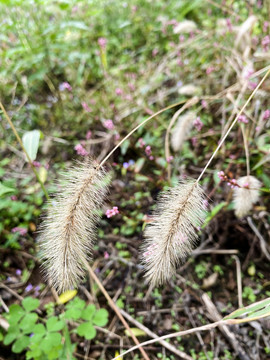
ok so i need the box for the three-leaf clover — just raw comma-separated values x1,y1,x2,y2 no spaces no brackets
4,297,40,353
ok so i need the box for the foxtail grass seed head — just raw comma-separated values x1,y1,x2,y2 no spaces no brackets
38,159,110,292
141,179,207,287
233,176,261,218
171,112,196,152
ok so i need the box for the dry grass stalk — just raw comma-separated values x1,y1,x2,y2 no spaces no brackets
141,179,207,286
38,159,110,292
233,176,261,218
171,111,196,152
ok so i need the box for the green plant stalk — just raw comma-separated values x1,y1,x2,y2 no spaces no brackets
0,102,50,200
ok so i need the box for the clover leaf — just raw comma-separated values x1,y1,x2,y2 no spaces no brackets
22,297,40,312
93,309,109,326
76,322,96,340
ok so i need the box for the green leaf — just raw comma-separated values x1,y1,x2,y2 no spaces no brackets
19,313,38,333
22,130,41,162
81,304,96,321
30,324,46,344
40,332,62,352
93,309,108,327
22,297,40,312
65,307,82,320
4,328,19,345
46,317,64,332
8,304,25,325
0,182,15,197
12,335,30,353
76,322,96,340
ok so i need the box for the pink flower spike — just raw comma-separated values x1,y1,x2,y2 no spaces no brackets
237,115,248,124
103,119,114,130
166,155,174,163
206,66,215,75
59,82,72,92
12,227,27,236
263,109,270,120
193,117,203,131
104,251,109,259
201,100,207,108
145,145,152,156
32,161,41,168
106,206,119,218
115,88,123,96
74,144,88,156
82,102,92,113
138,138,145,148
98,37,107,49
86,130,92,140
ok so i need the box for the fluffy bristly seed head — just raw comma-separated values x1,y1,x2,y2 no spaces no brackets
233,176,261,218
141,179,207,287
38,160,110,292
171,112,196,152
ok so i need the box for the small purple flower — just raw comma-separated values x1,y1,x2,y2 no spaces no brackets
238,115,248,124
74,144,88,156
193,117,203,131
98,37,107,49
123,162,129,169
104,251,109,259
103,119,114,130
12,227,27,236
16,269,22,276
263,21,269,32
59,82,72,92
263,109,270,120
25,284,33,292
82,102,92,113
11,195,17,201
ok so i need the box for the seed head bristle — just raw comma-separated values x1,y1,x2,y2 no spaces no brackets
233,175,261,218
141,179,207,286
38,159,110,292
171,112,196,152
